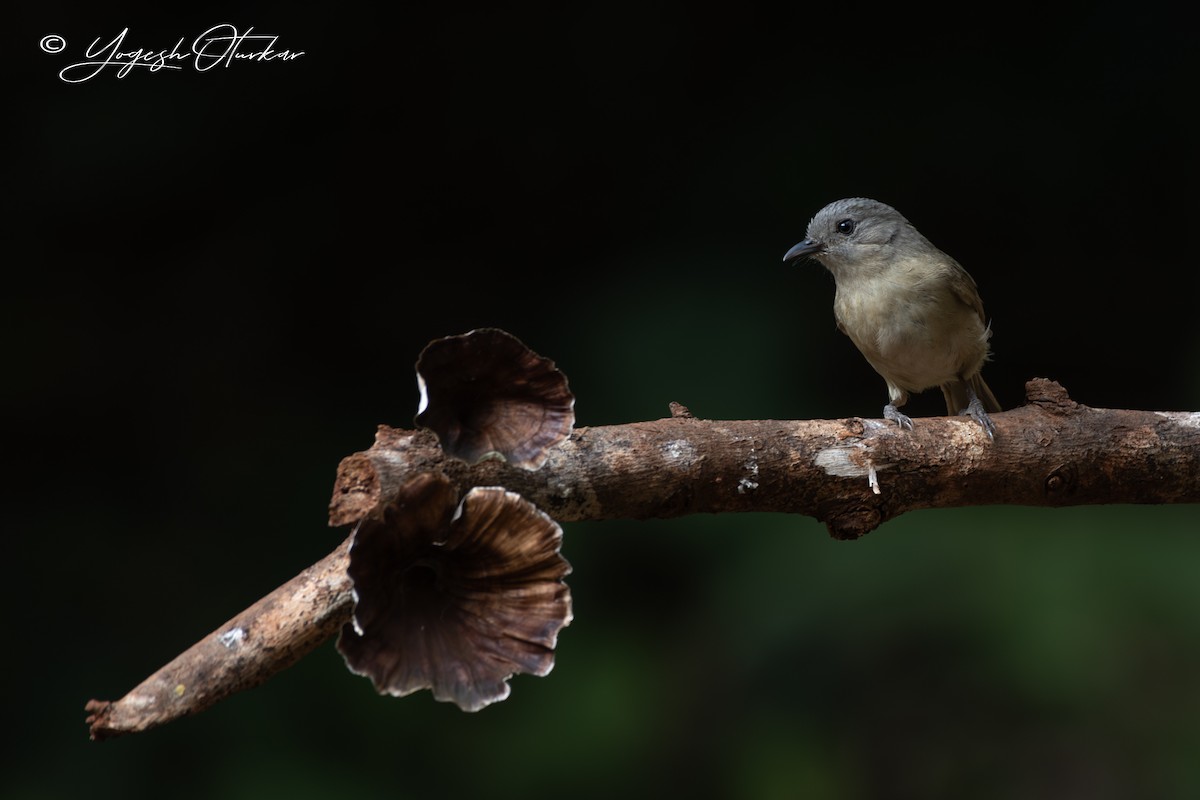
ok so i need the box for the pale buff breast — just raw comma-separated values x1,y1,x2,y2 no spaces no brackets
832,266,990,393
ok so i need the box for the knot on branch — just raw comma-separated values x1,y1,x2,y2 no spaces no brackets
329,452,382,527
668,401,694,419
1043,462,1079,502
1025,378,1078,415
823,503,882,540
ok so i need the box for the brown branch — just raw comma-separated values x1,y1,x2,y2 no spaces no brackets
87,379,1200,739
86,539,354,740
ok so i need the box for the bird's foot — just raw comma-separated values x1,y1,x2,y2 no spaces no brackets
883,404,914,431
960,391,996,441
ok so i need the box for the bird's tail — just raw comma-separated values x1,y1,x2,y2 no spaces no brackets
942,374,1001,416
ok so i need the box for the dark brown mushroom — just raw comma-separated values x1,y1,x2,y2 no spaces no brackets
414,328,575,470
336,473,573,711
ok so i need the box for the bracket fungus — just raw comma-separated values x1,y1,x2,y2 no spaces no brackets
337,473,573,711
415,328,575,469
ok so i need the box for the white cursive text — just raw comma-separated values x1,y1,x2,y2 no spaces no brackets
56,24,305,84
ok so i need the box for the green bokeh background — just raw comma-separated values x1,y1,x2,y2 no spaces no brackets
9,4,1199,799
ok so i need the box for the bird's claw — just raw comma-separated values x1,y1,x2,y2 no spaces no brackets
883,404,914,431
961,392,996,441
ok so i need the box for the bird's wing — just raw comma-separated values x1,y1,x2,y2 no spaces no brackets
944,257,987,325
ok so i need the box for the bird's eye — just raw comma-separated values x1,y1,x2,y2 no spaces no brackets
836,219,856,235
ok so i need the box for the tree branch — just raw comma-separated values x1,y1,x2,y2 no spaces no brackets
86,538,353,739
87,379,1200,739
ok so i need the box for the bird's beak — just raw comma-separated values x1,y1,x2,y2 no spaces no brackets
783,238,824,263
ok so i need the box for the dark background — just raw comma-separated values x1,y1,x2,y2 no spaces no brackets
9,4,1199,799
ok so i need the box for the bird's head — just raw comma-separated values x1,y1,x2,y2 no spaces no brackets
783,197,917,280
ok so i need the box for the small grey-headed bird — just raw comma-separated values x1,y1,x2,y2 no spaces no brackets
783,197,1000,438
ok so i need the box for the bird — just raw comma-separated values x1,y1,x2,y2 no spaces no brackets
783,197,1000,438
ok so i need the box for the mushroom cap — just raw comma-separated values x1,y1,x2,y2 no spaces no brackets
337,473,572,711
415,328,575,470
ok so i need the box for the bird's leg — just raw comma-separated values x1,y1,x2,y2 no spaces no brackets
960,385,996,441
883,386,913,430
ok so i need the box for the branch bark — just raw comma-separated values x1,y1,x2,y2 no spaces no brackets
86,379,1200,739
86,538,353,739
